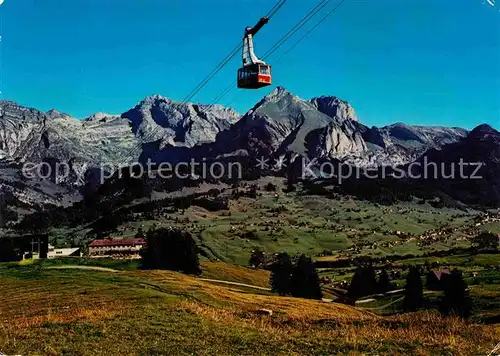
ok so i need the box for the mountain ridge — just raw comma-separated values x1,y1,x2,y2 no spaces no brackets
0,88,485,188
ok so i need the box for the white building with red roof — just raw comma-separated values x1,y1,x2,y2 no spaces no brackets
88,238,146,259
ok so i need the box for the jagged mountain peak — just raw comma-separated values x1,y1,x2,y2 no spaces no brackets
253,88,358,125
121,93,240,150
251,86,300,109
135,94,238,115
0,100,24,109
267,86,294,100
214,86,367,160
388,122,410,128
310,95,358,122
0,94,489,189
46,109,71,119
84,112,121,122
140,94,171,104
0,100,45,119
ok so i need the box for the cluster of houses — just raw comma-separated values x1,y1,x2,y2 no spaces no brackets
26,236,146,260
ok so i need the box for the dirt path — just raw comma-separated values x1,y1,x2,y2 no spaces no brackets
199,278,334,302
45,265,118,273
356,298,376,304
359,296,405,310
44,267,332,302
357,291,437,310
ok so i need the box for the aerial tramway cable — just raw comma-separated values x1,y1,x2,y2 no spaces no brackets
211,0,345,106
274,0,346,63
124,0,288,164
181,0,287,105
262,0,332,60
127,0,346,164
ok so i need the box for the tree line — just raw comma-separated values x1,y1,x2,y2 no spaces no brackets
347,264,472,318
254,247,473,318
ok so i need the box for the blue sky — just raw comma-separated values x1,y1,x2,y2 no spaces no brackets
0,0,499,129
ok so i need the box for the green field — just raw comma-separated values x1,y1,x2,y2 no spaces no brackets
72,179,487,266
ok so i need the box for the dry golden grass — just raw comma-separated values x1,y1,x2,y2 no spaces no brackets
132,269,500,354
200,261,271,288
136,269,371,320
1,266,499,355
177,298,500,356
8,307,118,329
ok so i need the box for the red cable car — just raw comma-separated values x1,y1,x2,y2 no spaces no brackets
237,64,272,89
237,17,272,89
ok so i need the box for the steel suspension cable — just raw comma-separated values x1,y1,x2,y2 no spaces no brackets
262,0,331,60
211,0,339,106
181,0,287,106
275,0,346,63
125,0,288,164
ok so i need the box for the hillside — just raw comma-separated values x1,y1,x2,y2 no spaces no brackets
0,262,498,355
17,175,499,267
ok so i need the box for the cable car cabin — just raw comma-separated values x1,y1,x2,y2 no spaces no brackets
237,64,272,89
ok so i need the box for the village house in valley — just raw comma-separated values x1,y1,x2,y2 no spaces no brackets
88,238,146,259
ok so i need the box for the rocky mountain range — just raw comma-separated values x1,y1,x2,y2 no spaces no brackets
0,86,492,209
174,87,467,168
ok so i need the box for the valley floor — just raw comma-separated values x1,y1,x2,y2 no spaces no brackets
0,262,499,355
70,177,496,266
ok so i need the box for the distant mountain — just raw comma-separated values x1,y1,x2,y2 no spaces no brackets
160,87,467,167
0,87,491,209
122,95,239,151
408,124,500,206
0,98,239,210
360,122,468,166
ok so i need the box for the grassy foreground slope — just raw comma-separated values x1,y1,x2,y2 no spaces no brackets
1,263,499,355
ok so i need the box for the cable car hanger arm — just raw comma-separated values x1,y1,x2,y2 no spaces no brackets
242,17,270,66
246,17,269,36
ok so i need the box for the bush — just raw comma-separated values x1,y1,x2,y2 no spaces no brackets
248,248,266,269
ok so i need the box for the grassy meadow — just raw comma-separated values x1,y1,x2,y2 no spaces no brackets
1,262,499,355
66,178,490,266
5,178,499,354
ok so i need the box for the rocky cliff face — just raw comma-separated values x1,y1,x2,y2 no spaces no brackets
0,97,240,208
202,87,368,162
310,95,358,122
0,88,478,207
122,95,239,148
198,87,467,167
360,123,468,166
0,97,240,166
